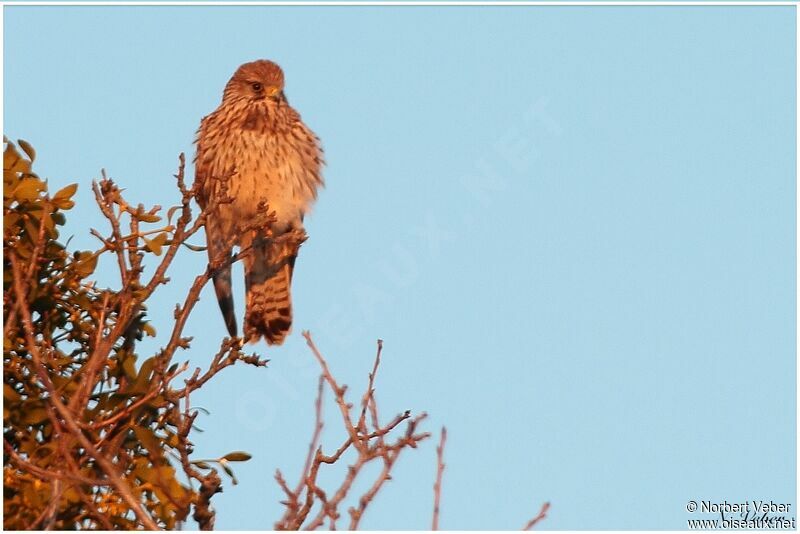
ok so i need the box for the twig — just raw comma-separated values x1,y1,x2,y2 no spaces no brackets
432,426,447,530
91,176,129,286
3,439,108,486
296,375,325,496
276,333,430,531
302,331,364,452
358,339,383,433
89,361,187,430
23,198,50,286
141,154,195,300
522,502,551,530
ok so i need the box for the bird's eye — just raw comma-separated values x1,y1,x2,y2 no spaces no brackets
251,82,263,91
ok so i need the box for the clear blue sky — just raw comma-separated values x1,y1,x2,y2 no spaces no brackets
4,5,796,530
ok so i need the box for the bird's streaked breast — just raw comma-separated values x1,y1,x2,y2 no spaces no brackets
196,100,323,238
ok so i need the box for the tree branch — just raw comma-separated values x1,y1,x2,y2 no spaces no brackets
432,426,447,530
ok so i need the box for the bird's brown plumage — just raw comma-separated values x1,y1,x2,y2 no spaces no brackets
194,60,323,345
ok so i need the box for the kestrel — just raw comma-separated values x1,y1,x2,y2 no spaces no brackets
194,60,323,345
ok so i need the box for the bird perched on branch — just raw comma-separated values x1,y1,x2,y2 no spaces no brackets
195,59,324,345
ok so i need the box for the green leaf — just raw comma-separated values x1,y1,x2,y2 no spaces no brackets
53,183,77,201
142,323,157,337
164,430,180,448
4,384,20,402
129,356,155,393
137,213,162,223
72,251,98,277
51,374,80,394
222,451,252,462
4,142,20,170
3,212,20,233
133,426,162,457
121,354,138,381
219,460,239,485
9,156,32,176
33,444,55,459
21,406,48,425
52,183,78,209
51,211,66,225
17,139,35,162
143,233,167,256
13,178,44,201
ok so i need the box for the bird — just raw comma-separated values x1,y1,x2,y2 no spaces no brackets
194,59,324,345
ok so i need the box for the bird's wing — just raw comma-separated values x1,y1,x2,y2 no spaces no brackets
205,216,238,338
195,117,238,338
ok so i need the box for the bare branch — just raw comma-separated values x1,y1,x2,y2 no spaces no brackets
522,502,551,531
302,332,363,452
91,176,129,286
296,375,325,496
358,339,383,433
275,334,431,531
432,426,447,530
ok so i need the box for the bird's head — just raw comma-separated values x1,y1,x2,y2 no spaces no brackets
223,59,286,105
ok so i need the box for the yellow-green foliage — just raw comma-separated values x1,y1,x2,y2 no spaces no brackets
3,139,199,529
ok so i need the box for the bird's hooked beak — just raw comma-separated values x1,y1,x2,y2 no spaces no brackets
267,86,284,102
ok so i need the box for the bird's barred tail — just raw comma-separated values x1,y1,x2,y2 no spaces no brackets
244,261,293,345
